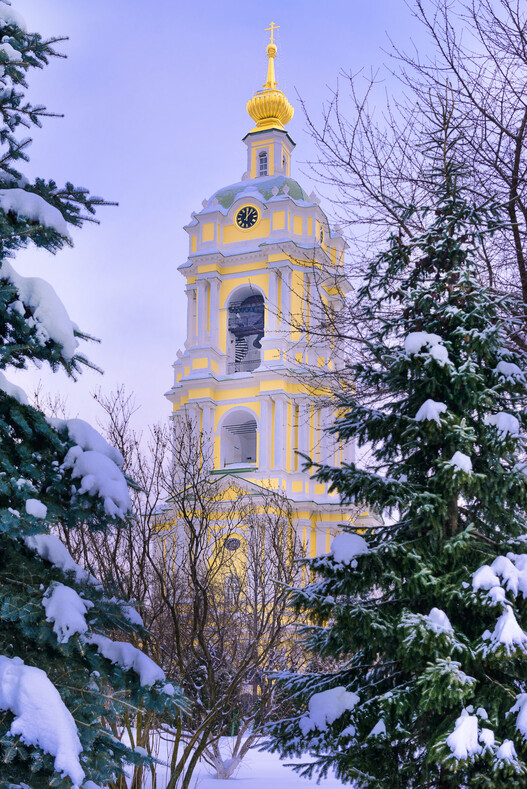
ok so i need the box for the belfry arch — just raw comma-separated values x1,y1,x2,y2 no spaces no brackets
220,408,258,468
226,287,265,374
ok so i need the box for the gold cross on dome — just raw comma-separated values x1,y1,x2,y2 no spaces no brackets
265,21,279,45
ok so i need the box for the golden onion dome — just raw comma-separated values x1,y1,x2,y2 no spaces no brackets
246,25,294,133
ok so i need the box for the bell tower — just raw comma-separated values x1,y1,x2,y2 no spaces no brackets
166,25,374,555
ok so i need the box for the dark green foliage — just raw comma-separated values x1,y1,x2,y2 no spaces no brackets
0,4,184,787
269,102,527,787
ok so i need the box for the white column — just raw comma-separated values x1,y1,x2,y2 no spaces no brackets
319,406,331,465
274,396,286,471
209,276,221,350
290,399,298,471
316,527,327,556
298,400,310,460
281,268,292,336
185,287,197,348
343,436,356,465
267,269,279,334
201,403,214,468
304,273,312,342
197,279,209,346
259,399,270,470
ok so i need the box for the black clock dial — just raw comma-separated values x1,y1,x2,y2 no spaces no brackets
236,206,259,229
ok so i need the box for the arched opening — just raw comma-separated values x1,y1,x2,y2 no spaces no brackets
221,410,257,467
258,150,268,177
227,289,264,373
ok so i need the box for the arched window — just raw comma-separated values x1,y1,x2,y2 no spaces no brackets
224,573,241,605
222,410,257,467
258,150,268,177
227,290,265,373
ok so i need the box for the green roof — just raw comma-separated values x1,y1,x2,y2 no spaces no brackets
211,176,310,210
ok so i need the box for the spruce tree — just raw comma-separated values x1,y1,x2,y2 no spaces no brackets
269,99,527,787
0,3,183,787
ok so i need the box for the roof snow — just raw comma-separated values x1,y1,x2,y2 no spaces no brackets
203,175,312,214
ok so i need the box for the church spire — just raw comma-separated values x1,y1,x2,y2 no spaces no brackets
263,21,279,89
246,23,294,133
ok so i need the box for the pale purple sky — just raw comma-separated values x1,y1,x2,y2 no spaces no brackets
12,0,428,429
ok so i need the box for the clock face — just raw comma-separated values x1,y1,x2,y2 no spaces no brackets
236,205,259,229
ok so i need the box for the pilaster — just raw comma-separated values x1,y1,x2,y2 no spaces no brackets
197,279,209,346
209,276,221,351
185,286,197,349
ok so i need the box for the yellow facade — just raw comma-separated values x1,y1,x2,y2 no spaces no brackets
165,27,376,558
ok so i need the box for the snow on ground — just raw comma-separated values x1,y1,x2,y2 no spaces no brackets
125,736,346,789
194,750,345,789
